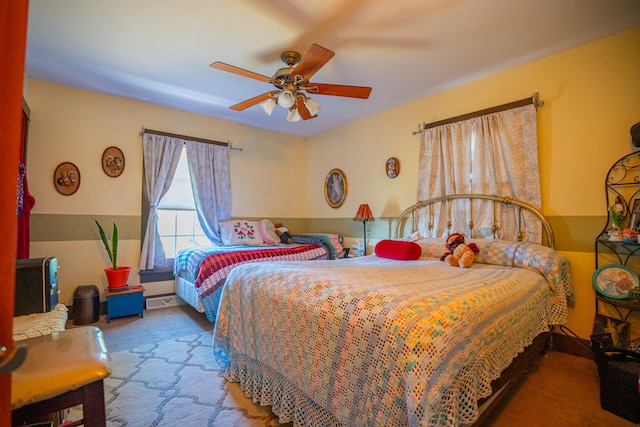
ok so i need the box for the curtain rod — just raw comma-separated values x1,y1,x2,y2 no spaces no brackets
139,126,243,151
412,92,544,135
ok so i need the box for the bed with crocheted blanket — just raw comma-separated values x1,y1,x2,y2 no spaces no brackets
212,195,575,426
174,234,341,322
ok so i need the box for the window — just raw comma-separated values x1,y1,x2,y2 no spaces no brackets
140,131,232,279
140,146,210,282
156,147,210,258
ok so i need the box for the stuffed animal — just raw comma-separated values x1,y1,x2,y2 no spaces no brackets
440,232,479,268
274,224,293,243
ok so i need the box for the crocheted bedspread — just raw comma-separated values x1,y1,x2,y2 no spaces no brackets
213,242,573,426
175,243,328,321
13,303,68,341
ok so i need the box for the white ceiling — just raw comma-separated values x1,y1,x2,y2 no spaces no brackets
25,0,640,138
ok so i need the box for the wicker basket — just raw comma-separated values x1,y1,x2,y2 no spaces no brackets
591,334,640,423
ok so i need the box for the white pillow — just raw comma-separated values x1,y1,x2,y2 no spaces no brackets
219,220,265,246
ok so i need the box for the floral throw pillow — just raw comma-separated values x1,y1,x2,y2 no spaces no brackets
219,220,265,246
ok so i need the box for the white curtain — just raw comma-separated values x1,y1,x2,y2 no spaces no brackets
185,141,232,245
139,134,184,270
416,104,542,242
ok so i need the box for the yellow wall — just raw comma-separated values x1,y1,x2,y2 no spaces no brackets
306,27,640,337
25,27,640,338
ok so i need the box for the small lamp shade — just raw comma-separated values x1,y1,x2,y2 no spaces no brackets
287,108,301,122
353,204,374,255
260,98,276,116
278,89,296,108
305,97,321,116
353,204,374,222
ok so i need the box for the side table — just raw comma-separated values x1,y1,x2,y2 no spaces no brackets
105,285,145,323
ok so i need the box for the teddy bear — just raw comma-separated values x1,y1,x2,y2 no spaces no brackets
440,232,479,268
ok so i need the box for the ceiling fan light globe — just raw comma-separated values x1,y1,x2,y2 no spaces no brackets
260,98,277,116
287,108,301,122
278,90,296,109
305,98,321,116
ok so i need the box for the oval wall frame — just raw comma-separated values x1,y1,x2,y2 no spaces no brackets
53,162,81,195
102,146,125,177
386,157,400,178
324,168,348,208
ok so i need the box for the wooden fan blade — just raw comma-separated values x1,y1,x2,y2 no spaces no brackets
292,44,335,81
210,62,272,83
230,92,275,111
307,83,372,99
295,97,316,120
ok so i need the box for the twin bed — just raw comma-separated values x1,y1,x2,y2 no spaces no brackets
207,195,574,426
174,230,342,322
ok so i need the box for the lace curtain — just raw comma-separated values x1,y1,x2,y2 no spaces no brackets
140,134,183,270
416,104,542,243
185,140,231,245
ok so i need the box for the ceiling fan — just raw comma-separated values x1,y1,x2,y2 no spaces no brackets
210,44,372,122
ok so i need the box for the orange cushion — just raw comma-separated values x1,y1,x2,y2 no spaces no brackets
374,240,421,260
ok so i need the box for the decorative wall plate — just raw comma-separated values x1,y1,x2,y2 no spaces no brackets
324,168,347,208
593,264,639,299
53,162,80,195
102,146,125,177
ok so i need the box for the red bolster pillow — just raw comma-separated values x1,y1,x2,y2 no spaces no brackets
374,240,422,260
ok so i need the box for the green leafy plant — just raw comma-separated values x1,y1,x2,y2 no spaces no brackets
95,220,119,270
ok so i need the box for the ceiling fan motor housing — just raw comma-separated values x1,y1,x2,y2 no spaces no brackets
272,50,306,84
280,50,301,67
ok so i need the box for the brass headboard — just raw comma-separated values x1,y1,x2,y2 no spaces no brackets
394,194,555,249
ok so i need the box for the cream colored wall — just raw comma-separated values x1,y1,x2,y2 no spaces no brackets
306,27,640,338
25,79,307,303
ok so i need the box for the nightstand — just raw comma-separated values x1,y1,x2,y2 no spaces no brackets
105,285,145,323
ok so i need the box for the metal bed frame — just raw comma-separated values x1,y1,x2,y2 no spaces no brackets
394,193,555,249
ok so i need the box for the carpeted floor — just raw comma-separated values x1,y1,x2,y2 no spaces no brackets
67,305,637,426
67,303,288,426
71,303,213,353
104,331,283,426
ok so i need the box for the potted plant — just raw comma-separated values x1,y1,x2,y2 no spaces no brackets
95,220,130,289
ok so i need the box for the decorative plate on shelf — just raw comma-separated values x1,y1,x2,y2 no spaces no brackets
592,264,639,299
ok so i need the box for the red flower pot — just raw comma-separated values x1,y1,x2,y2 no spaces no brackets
104,266,131,289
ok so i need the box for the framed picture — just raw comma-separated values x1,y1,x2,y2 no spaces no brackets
592,264,639,299
630,199,640,230
385,157,400,178
53,162,80,195
102,146,125,177
324,168,347,208
592,313,631,349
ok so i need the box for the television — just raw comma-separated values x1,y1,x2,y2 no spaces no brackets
14,257,59,316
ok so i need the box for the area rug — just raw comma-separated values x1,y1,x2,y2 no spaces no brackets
70,331,288,427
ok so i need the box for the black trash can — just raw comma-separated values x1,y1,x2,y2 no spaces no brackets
73,284,100,325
